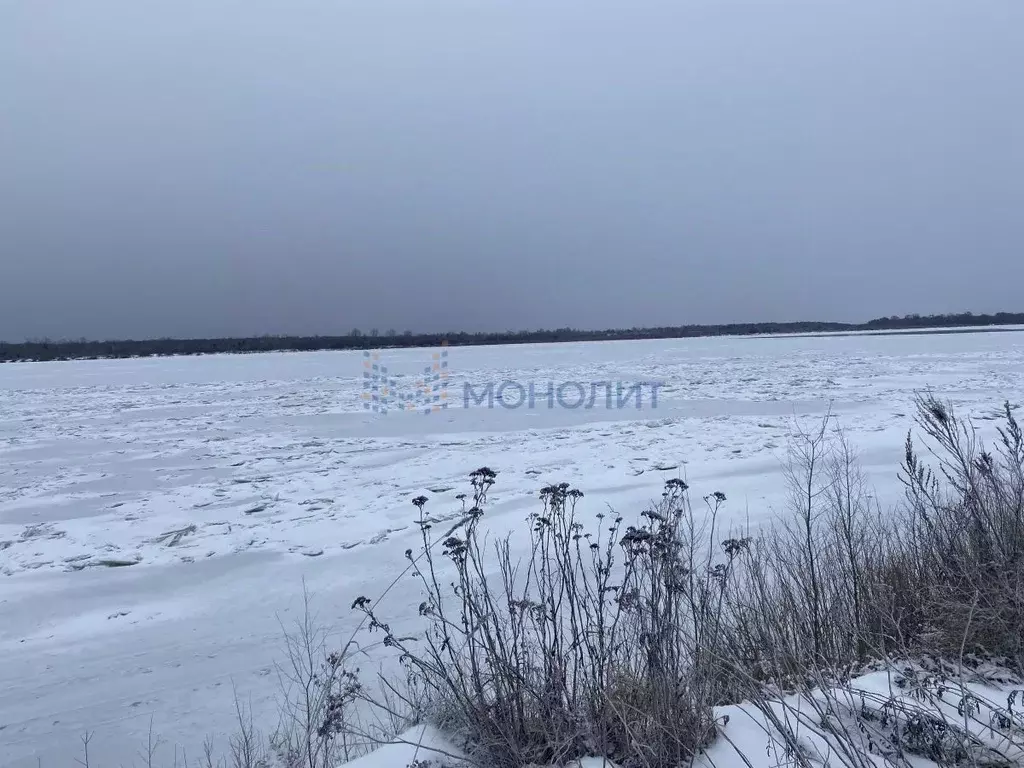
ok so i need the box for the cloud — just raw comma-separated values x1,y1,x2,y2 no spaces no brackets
1,0,1022,341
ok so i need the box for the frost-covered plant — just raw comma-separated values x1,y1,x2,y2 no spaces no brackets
352,470,735,768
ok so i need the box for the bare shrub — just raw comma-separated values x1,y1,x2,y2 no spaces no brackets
270,584,364,767
228,691,269,768
720,395,1024,767
715,412,894,690
898,394,1024,666
352,468,743,767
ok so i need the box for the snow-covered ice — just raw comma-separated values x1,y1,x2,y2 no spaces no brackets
2,330,1023,766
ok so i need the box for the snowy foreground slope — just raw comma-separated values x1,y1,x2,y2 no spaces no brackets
2,331,1023,766
345,666,1024,768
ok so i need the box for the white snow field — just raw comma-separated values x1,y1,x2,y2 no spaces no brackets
2,330,1023,766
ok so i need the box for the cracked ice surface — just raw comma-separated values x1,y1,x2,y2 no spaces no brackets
1,331,1023,765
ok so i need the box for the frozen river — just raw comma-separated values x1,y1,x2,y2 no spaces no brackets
2,330,1023,765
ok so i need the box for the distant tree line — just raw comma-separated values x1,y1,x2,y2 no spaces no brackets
2,311,1023,363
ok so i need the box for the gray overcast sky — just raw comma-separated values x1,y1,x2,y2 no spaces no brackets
2,1,1022,341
